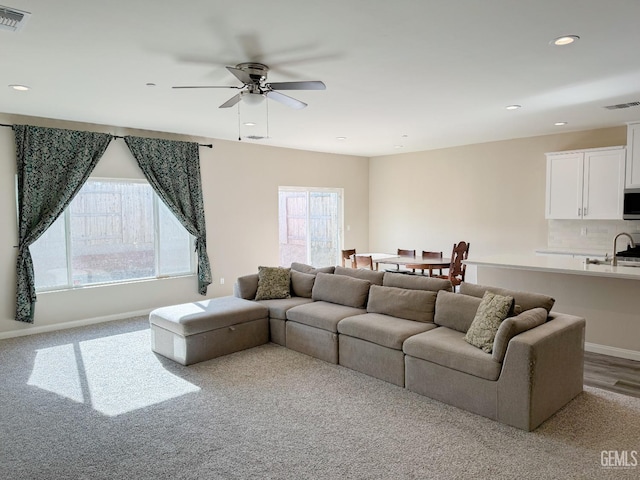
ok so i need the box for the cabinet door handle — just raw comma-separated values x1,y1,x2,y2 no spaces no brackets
578,208,582,217
584,207,588,216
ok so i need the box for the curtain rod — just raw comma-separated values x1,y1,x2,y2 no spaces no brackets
111,135,212,148
0,124,213,148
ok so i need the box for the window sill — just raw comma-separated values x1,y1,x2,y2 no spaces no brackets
37,274,197,295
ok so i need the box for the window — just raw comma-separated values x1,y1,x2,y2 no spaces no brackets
278,187,343,267
31,179,195,291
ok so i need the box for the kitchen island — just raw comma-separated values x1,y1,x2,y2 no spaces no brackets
465,254,640,360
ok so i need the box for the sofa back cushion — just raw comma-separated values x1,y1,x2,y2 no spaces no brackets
334,265,384,285
492,307,548,362
459,282,555,313
367,285,437,323
433,290,482,333
383,272,453,292
291,262,335,275
312,272,370,308
290,270,316,298
235,273,259,300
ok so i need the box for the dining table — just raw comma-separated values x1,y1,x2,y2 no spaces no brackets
373,255,451,276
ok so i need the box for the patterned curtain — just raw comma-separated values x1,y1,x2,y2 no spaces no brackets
14,125,113,323
124,136,212,295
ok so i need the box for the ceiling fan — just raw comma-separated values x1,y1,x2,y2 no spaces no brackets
172,62,326,109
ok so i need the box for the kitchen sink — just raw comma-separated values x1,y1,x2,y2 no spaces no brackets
585,258,640,267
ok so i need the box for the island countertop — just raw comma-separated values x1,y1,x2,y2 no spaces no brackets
465,254,640,281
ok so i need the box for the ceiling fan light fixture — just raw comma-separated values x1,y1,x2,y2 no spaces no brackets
241,91,265,106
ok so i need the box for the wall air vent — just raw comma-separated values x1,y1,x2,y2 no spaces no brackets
0,5,30,32
603,101,640,110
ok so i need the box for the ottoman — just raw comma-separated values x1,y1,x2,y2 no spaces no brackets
149,296,269,365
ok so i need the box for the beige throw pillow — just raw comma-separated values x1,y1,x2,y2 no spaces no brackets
464,291,514,353
254,266,291,301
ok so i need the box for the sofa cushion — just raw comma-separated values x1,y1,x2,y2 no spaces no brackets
255,266,291,301
290,270,316,298
149,297,269,337
235,273,259,300
492,307,548,362
433,291,482,333
334,265,384,285
460,282,555,313
291,262,335,275
312,272,371,308
464,292,515,353
403,327,502,381
257,297,314,320
286,301,366,332
383,272,453,292
367,285,437,323
338,313,437,350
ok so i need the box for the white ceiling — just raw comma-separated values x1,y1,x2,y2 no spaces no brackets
2,0,640,157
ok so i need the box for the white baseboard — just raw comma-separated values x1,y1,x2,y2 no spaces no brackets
0,309,152,340
585,342,640,362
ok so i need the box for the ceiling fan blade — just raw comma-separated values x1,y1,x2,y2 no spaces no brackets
226,66,252,85
266,91,307,109
219,94,242,108
172,85,240,89
267,81,326,91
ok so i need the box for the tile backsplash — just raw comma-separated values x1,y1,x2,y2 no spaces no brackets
548,220,640,251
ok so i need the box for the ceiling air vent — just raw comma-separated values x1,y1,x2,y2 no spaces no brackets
603,101,640,110
0,5,30,32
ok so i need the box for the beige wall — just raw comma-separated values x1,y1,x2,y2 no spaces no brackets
0,115,629,339
369,127,627,282
0,114,369,336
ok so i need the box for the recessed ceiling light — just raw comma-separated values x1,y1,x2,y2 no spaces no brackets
243,122,257,127
554,122,568,126
505,104,521,110
9,84,29,91
336,136,347,141
553,35,580,46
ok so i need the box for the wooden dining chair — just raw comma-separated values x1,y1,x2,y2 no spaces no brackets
354,254,374,270
394,248,416,272
435,242,470,289
419,251,444,276
341,249,356,268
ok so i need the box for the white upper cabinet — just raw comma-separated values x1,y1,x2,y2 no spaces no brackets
545,146,625,219
626,122,640,188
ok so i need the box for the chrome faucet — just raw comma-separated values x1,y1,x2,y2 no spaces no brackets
612,233,637,266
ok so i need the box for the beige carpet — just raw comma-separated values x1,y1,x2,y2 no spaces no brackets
1,317,639,479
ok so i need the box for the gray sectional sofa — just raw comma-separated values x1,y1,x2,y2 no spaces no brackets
233,263,585,431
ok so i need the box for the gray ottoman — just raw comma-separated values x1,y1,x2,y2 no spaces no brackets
149,296,269,365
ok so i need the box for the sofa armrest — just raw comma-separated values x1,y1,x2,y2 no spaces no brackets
234,273,259,300
497,312,585,430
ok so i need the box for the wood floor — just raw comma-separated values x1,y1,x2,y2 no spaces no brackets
583,351,640,398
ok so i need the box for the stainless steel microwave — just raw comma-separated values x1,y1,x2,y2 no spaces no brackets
623,188,640,219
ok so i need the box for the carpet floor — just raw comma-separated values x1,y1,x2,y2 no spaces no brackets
1,317,639,480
